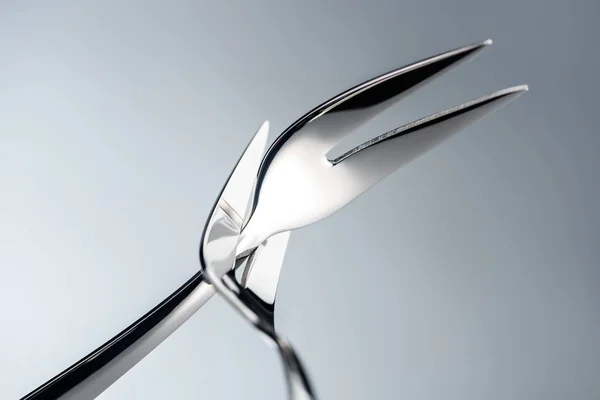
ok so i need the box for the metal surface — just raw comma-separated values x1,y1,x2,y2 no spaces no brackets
202,39,527,400
19,122,271,400
21,38,527,400
202,223,314,399
20,273,215,400
200,122,314,399
237,39,527,256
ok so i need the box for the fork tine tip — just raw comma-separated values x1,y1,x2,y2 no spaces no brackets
445,38,492,61
466,38,493,51
503,84,529,94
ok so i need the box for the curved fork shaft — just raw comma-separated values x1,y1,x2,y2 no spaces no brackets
201,207,316,400
20,273,215,400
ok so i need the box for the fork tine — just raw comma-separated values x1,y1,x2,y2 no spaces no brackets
333,85,528,192
287,39,493,152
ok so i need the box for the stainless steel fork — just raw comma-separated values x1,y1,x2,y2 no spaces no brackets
21,39,527,400
237,38,527,255
201,39,527,399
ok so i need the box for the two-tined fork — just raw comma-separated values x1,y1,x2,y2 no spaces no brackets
201,38,527,399
21,39,527,400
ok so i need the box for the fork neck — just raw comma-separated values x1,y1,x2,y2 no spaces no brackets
236,222,266,258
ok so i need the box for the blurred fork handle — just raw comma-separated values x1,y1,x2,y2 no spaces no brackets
20,272,216,400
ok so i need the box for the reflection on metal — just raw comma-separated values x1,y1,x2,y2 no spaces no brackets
22,39,527,400
201,40,527,399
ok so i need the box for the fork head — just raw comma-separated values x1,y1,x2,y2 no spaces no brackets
237,39,527,255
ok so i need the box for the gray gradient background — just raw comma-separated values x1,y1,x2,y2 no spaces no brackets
1,1,598,399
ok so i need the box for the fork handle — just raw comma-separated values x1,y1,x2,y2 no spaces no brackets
20,272,215,400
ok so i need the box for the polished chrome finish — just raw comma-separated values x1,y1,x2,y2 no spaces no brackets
202,39,528,400
200,121,316,399
22,38,528,400
237,39,527,255
202,214,315,399
241,231,291,307
18,124,271,400
20,273,216,400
